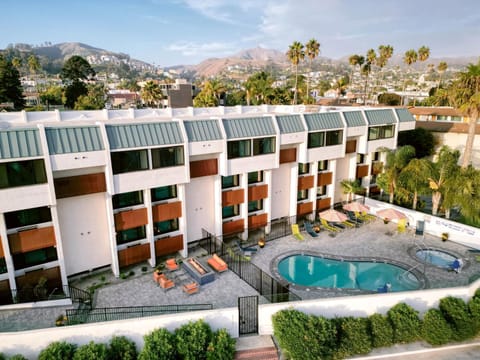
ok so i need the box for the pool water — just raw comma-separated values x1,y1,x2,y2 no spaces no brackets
278,255,420,292
416,249,456,268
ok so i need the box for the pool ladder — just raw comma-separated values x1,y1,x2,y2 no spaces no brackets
399,263,423,282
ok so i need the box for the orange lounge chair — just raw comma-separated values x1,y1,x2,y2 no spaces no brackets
157,273,175,290
183,282,199,295
207,254,228,272
165,258,179,271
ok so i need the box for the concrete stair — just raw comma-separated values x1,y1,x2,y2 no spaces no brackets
234,346,278,360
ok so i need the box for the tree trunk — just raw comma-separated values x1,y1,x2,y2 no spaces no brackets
432,191,442,215
294,64,298,105
462,110,478,168
412,191,418,210
445,208,451,219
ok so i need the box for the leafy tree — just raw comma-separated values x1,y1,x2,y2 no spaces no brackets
27,54,41,76
206,329,236,360
138,328,177,360
437,61,448,87
107,336,137,360
74,83,107,110
399,158,432,209
397,127,435,159
117,79,140,92
244,71,274,105
0,55,25,109
378,93,401,106
175,319,213,360
39,85,63,108
38,341,77,360
63,80,88,109
140,81,163,108
348,54,365,93
73,341,108,360
60,56,95,109
340,179,363,202
305,38,320,103
454,166,480,223
286,41,305,105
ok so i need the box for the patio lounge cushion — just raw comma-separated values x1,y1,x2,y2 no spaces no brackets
208,254,228,272
183,282,199,294
166,258,179,271
158,273,175,290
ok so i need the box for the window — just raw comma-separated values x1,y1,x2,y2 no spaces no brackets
152,146,184,168
318,160,328,172
451,116,462,122
248,200,263,213
357,154,365,164
154,219,179,235
437,115,448,121
12,247,58,270
116,226,146,245
112,191,143,209
222,175,239,189
307,132,324,148
111,150,148,174
248,171,263,184
0,257,6,274
227,140,251,159
373,152,380,161
0,159,47,189
298,163,310,175
222,205,240,219
5,206,51,229
297,189,309,201
325,130,343,146
368,125,395,141
253,137,275,155
370,174,377,184
151,185,177,202
317,186,327,197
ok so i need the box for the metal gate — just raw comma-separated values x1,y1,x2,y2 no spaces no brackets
238,295,258,336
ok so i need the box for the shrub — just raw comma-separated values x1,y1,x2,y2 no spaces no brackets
107,336,138,360
422,308,453,345
206,329,236,360
387,303,421,343
9,355,27,360
468,296,480,333
334,317,372,358
0,353,5,360
73,341,108,360
138,328,177,360
175,319,213,360
439,296,477,341
473,288,480,300
368,313,393,348
38,341,77,360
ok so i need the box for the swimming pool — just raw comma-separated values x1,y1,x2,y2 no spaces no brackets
277,254,420,292
416,249,457,268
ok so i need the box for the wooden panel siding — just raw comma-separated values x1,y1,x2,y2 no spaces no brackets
222,219,244,235
189,158,218,178
369,185,381,195
155,234,184,257
279,148,297,163
114,208,148,231
297,175,314,190
118,243,151,267
356,164,369,179
8,226,56,254
297,201,313,216
248,213,268,230
152,201,182,222
54,173,106,199
0,239,3,258
248,184,268,201
222,189,245,207
316,197,331,211
345,139,357,153
15,266,62,290
317,172,333,186
0,279,12,305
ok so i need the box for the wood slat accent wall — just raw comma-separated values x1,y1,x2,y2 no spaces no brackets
248,184,268,201
8,226,56,254
369,185,381,195
54,173,106,199
15,266,62,290
279,148,297,163
0,239,3,258
297,175,314,190
316,197,332,211
345,139,357,154
222,219,244,236
0,279,12,305
296,201,313,216
189,158,218,178
118,243,151,268
356,164,369,179
155,234,184,257
248,213,268,230
222,189,245,207
114,208,148,231
317,172,333,186
152,201,182,222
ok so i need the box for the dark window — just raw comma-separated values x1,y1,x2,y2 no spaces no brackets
111,150,148,174
298,163,310,175
112,191,144,209
154,219,179,235
12,247,58,270
0,257,6,274
325,130,343,146
116,226,146,245
297,189,309,201
248,171,263,184
317,186,327,197
222,205,240,219
373,152,380,161
307,132,325,148
357,154,365,164
227,140,251,159
0,159,47,189
318,160,328,171
370,174,377,185
222,175,239,189
152,146,184,168
151,185,177,202
5,206,51,229
248,200,263,213
253,137,275,155
368,125,395,140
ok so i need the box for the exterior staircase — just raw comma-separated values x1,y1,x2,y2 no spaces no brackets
234,346,278,359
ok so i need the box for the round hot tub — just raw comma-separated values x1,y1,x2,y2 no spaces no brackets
415,249,457,268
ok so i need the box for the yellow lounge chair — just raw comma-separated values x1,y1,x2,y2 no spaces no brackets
320,218,340,232
397,218,407,233
291,224,304,241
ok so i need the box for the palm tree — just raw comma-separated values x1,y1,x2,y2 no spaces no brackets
376,45,394,94
305,39,320,104
437,61,448,88
140,81,163,108
27,54,41,77
454,166,480,223
348,54,365,100
446,59,480,168
340,179,363,202
208,78,226,105
244,71,274,105
286,41,305,105
362,49,377,104
402,49,418,105
398,158,431,210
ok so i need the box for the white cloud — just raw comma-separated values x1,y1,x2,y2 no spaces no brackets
178,0,262,25
166,41,237,57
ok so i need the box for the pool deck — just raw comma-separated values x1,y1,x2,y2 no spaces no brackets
1,219,480,332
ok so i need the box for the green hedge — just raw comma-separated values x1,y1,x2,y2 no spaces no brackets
334,317,372,358
387,303,421,343
368,313,393,348
439,296,477,341
421,309,453,345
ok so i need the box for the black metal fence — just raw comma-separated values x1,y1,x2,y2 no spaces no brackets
65,304,213,325
8,285,92,306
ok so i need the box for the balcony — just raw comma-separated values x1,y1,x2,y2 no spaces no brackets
15,266,62,300
248,184,268,201
54,173,106,199
189,158,218,178
152,201,182,222
297,175,314,190
279,148,297,164
317,172,333,186
222,219,244,236
222,189,245,207
356,164,369,179
8,226,56,254
345,139,357,154
114,208,148,232
248,213,268,230
118,243,151,267
155,234,184,257
316,197,331,211
0,279,12,305
297,202,313,216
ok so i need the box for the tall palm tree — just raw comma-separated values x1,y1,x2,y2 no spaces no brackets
454,166,480,222
402,49,418,105
305,39,320,104
27,54,41,77
398,158,431,210
447,59,480,168
244,71,274,105
437,61,448,88
140,81,163,108
348,54,365,100
376,45,394,93
286,41,305,105
360,49,377,105
208,78,226,105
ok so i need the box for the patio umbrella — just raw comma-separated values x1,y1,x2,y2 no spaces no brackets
319,209,348,223
343,202,370,213
376,208,407,221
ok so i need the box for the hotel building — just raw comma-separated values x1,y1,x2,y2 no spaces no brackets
0,105,415,306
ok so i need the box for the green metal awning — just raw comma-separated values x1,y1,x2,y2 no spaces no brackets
364,109,397,125
342,111,366,127
183,119,223,142
304,112,344,131
395,108,416,122
222,116,276,139
46,126,104,154
0,128,43,159
275,114,305,134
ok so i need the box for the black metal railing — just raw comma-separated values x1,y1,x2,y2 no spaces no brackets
65,304,213,325
8,285,92,306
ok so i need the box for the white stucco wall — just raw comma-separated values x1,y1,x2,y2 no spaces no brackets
185,176,216,241
434,132,480,168
271,163,292,220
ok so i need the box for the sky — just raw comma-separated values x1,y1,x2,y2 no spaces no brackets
1,0,479,67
